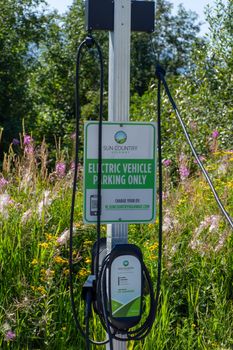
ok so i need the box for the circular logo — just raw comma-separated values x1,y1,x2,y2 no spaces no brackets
114,131,127,144
123,260,129,267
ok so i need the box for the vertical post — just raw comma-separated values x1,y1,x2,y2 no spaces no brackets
107,0,131,349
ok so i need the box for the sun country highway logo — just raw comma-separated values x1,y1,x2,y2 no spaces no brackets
103,130,138,153
114,130,127,144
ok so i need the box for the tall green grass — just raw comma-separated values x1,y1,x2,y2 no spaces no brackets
0,138,232,349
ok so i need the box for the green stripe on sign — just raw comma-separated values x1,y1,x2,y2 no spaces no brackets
112,296,141,317
85,159,155,189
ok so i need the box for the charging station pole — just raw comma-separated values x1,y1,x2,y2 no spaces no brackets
107,0,131,349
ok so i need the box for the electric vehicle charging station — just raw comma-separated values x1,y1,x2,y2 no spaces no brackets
69,1,233,349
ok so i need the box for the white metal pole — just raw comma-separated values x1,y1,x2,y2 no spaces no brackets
107,0,131,349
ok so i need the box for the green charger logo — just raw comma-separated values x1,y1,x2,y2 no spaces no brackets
114,131,127,144
123,260,129,267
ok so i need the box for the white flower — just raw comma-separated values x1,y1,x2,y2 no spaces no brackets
163,210,178,233
0,194,13,218
57,227,76,245
37,190,53,217
21,209,33,224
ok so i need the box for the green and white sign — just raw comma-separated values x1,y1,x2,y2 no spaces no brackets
84,122,157,223
110,255,141,318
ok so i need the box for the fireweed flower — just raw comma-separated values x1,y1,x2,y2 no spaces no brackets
12,138,20,145
212,130,219,139
70,161,75,171
5,330,16,341
163,159,171,167
179,165,190,181
25,144,34,155
0,177,8,188
194,155,206,164
23,135,33,145
55,162,66,178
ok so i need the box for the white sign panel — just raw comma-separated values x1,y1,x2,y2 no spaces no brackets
84,122,157,223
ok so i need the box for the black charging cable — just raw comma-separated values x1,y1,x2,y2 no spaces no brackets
69,35,109,348
156,64,233,230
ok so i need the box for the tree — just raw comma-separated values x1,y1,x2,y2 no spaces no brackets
0,0,51,159
131,0,201,95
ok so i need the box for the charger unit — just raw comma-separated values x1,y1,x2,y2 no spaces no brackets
108,244,143,330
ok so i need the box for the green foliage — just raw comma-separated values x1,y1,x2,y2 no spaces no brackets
0,0,50,158
26,0,201,151
0,138,233,349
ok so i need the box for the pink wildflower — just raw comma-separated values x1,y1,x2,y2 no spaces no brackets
0,177,8,188
56,162,66,178
163,159,171,167
5,330,16,341
189,121,198,131
70,161,75,171
23,135,33,145
179,165,190,181
194,156,205,164
212,130,219,139
25,144,34,155
12,138,20,145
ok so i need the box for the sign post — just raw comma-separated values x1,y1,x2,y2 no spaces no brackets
108,1,131,349
84,0,155,348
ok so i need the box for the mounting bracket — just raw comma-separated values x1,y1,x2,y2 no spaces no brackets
85,0,155,33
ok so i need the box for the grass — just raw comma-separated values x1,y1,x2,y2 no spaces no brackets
0,137,232,349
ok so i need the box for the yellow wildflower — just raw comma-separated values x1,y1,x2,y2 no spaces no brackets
75,222,83,228
222,151,233,155
149,254,157,260
63,268,70,276
148,223,154,229
85,257,92,264
46,233,55,241
31,259,38,265
39,242,49,249
83,240,93,246
226,181,233,189
53,256,68,264
148,243,159,251
77,268,89,278
37,286,47,295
